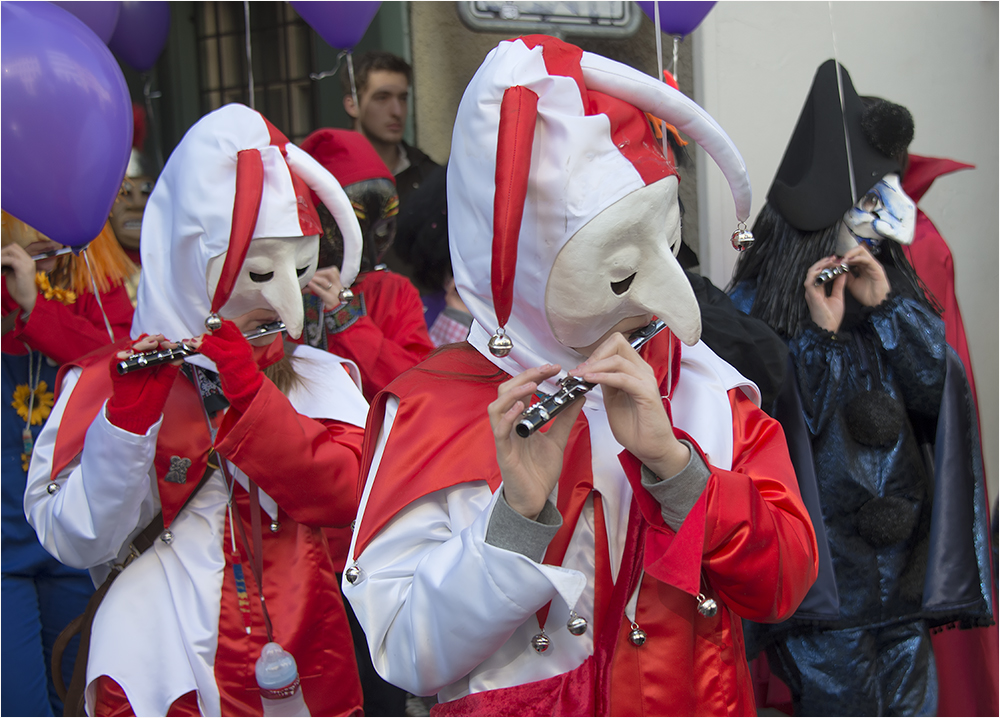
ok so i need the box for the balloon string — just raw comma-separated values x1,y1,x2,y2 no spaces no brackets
653,2,668,157
142,75,164,174
81,248,115,343
310,50,346,81
828,1,857,205
244,1,255,110
347,52,359,113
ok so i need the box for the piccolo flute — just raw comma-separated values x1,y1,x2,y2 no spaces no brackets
515,318,668,438
814,262,852,285
115,321,286,375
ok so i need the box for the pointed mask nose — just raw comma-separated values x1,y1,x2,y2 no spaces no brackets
260,261,307,339
545,177,702,350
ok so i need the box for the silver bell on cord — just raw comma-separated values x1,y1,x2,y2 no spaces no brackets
345,565,361,584
530,632,550,653
566,612,588,636
488,328,513,358
205,313,223,332
730,224,754,252
160,530,174,545
697,593,718,618
629,624,647,647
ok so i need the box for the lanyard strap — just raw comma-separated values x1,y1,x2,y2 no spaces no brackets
221,460,274,643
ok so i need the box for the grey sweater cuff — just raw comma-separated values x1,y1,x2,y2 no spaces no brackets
485,491,562,563
640,440,710,531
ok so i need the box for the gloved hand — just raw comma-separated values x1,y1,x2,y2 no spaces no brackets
106,334,181,434
195,319,265,414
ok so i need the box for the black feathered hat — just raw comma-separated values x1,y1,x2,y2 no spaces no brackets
767,60,908,232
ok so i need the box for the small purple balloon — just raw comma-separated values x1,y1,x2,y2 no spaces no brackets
108,1,171,73
52,1,121,44
1,1,132,247
291,1,381,50
636,1,716,37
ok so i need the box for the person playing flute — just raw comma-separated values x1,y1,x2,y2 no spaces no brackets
342,36,819,715
25,104,369,716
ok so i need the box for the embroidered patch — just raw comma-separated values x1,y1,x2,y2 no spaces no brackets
164,456,192,484
324,293,367,334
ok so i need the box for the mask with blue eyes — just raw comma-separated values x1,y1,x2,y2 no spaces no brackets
836,173,916,255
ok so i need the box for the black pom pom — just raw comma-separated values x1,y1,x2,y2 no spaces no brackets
861,100,915,159
844,389,905,447
855,496,919,547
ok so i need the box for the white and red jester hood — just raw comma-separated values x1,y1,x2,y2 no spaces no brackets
449,36,752,381
132,103,362,362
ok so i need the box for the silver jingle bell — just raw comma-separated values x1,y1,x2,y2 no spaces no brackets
338,287,355,303
628,625,647,647
269,521,281,533
696,593,718,618
205,313,223,332
345,565,361,584
46,482,60,495
530,632,550,653
160,530,174,545
566,614,588,636
731,227,754,252
488,329,513,358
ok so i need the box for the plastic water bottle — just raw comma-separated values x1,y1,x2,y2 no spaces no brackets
255,642,311,717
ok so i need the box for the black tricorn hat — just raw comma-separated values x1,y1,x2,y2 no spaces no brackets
767,60,904,232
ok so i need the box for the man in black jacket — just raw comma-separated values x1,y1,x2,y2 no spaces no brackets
342,50,439,207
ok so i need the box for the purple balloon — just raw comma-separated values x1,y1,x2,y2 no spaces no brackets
52,1,121,44
291,1,381,50
108,1,170,73
636,1,716,37
1,2,132,247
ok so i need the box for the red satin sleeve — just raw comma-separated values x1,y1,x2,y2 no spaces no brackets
213,379,364,528
4,284,134,362
700,390,819,622
626,389,818,622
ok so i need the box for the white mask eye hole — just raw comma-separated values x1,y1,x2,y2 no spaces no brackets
296,266,309,277
249,270,274,283
611,272,636,296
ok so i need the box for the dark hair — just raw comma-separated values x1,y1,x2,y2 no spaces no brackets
342,50,412,98
393,164,449,293
728,203,938,338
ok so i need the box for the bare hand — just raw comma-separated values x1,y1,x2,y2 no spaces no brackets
804,256,848,333
572,333,688,478
306,266,344,311
488,364,585,519
1,244,39,315
116,334,181,363
842,244,890,307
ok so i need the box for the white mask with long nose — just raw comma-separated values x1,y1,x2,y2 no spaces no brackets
546,177,700,350
205,235,319,340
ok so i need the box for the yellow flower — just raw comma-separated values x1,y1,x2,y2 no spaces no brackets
21,453,30,472
11,380,54,426
35,272,76,304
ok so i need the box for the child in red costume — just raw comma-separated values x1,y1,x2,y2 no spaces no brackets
24,104,369,716
299,128,433,403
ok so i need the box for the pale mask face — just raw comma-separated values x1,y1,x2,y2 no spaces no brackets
545,176,700,351
836,173,916,255
205,235,319,340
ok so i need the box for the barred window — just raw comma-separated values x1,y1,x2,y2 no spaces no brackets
195,1,318,143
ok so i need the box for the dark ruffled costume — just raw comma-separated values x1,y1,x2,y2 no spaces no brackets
732,263,994,716
728,59,994,715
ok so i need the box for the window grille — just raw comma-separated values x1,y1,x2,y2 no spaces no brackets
195,2,318,143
